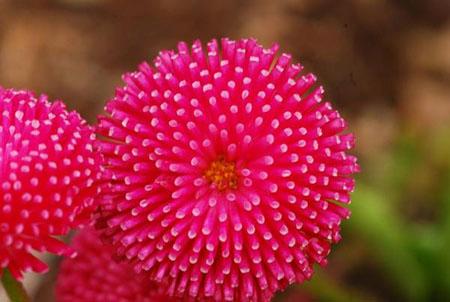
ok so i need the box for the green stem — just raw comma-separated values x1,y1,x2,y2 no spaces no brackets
1,270,30,302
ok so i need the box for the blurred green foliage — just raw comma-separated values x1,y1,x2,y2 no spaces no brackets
282,126,450,302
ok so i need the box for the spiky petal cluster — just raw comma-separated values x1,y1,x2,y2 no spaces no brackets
56,228,170,302
97,38,359,302
0,88,101,279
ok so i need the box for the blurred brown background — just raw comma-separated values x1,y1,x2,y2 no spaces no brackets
0,0,449,301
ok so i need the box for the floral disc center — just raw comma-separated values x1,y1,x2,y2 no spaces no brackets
204,157,238,191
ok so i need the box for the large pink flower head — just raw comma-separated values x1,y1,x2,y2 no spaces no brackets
56,228,170,302
0,88,101,279
97,38,359,302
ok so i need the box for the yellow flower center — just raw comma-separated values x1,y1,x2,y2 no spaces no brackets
204,157,238,191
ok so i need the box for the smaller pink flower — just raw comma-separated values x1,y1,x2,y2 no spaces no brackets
56,228,172,302
0,88,102,279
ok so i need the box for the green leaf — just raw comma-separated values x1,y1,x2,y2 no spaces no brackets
1,270,30,302
349,184,428,301
302,270,374,302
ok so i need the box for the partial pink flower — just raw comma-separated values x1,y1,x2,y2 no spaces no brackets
96,38,359,302
56,228,170,302
0,88,101,279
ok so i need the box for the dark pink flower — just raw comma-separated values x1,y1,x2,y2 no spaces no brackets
56,228,171,302
0,88,101,279
97,38,359,302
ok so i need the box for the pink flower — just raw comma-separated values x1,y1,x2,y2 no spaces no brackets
56,228,171,302
96,38,359,302
0,88,101,280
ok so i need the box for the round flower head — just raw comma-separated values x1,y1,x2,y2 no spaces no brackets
0,88,101,279
56,228,170,302
97,38,359,302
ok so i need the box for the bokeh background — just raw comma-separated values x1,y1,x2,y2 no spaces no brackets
0,0,449,301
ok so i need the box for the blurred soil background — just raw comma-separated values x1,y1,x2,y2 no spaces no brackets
0,0,449,301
